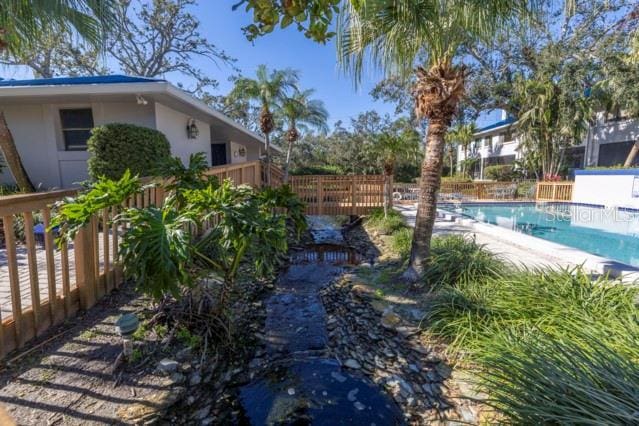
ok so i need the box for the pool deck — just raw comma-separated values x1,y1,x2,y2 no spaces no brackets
395,204,639,283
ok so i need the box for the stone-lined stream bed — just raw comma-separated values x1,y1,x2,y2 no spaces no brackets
228,216,481,425
237,242,405,425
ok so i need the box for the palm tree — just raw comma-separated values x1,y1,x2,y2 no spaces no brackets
279,89,329,182
338,0,537,281
446,123,477,176
369,120,420,217
228,65,298,185
0,0,115,192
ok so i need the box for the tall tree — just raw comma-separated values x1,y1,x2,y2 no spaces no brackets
337,0,538,281
227,65,298,184
2,0,235,101
278,89,329,182
445,123,477,176
0,0,115,191
368,119,421,217
515,75,592,179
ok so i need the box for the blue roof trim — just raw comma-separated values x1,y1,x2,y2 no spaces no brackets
575,168,639,176
477,116,516,133
0,75,165,87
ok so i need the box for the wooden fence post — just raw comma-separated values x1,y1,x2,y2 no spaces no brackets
351,176,356,216
3,215,24,348
317,176,324,215
551,183,557,201
75,221,97,310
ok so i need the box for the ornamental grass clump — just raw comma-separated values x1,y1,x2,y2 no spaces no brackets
425,263,639,423
478,324,639,425
426,267,639,354
422,235,505,290
366,208,406,235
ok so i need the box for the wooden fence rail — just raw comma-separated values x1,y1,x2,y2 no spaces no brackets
289,175,385,215
535,181,574,202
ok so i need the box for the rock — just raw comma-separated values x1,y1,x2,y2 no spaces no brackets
381,309,402,330
367,331,381,341
176,347,192,361
351,284,375,300
190,372,202,387
344,359,361,369
353,401,366,411
193,405,211,420
287,388,296,396
408,308,425,322
158,358,179,374
435,362,452,379
170,372,185,384
411,343,430,355
370,300,387,313
117,387,185,423
396,326,419,338
347,388,359,402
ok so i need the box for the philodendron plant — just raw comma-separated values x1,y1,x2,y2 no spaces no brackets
51,156,306,311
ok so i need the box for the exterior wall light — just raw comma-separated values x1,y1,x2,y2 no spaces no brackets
186,118,199,139
238,147,246,157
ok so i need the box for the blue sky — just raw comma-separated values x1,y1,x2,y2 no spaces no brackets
0,1,501,129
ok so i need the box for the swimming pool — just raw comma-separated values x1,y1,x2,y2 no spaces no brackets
441,203,639,268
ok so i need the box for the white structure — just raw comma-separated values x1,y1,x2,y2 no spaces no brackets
0,75,278,189
572,169,639,210
458,110,639,179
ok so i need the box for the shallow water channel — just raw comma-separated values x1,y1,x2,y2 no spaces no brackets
238,220,405,425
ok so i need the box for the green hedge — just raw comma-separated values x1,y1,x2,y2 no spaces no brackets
484,164,516,181
87,123,172,180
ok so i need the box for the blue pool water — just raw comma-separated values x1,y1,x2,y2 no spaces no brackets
443,203,639,268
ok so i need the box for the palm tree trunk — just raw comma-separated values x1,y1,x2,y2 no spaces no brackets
624,140,639,167
283,139,293,184
403,117,448,281
264,132,271,186
0,111,35,192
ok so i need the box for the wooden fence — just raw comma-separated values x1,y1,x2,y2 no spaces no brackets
0,164,383,357
0,161,273,358
289,175,385,215
535,181,574,202
0,182,164,358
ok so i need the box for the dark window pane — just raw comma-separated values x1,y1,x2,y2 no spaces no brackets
60,109,94,129
598,141,639,167
63,130,92,150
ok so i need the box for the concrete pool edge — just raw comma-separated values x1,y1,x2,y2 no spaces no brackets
394,204,639,284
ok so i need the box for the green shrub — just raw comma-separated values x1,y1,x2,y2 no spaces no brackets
290,165,342,175
484,164,516,181
389,227,413,259
516,181,536,198
87,123,172,180
366,208,406,235
441,175,472,183
422,235,504,290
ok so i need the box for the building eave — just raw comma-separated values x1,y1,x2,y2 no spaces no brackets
0,80,280,153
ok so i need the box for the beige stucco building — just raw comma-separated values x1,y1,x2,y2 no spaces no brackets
0,75,276,189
